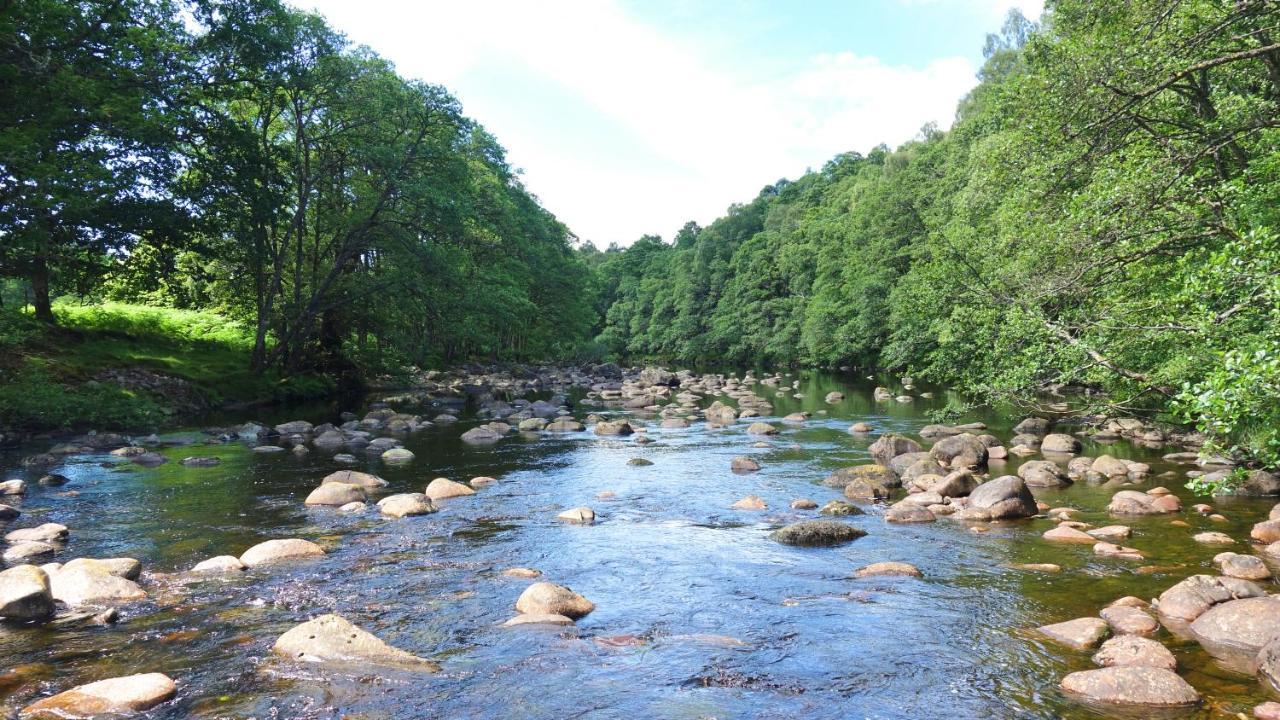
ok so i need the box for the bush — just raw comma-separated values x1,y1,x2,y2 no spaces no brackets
1176,338,1280,468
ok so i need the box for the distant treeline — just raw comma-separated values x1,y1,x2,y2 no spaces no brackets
0,0,597,377
587,3,1280,466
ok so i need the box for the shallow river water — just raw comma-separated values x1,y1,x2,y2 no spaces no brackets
0,371,1276,719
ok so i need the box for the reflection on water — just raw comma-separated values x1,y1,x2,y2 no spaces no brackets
0,370,1275,719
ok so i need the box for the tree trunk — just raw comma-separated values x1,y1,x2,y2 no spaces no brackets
30,251,55,324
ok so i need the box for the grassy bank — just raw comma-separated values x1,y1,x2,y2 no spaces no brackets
0,302,333,433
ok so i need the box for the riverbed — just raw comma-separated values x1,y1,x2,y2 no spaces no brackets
0,370,1274,719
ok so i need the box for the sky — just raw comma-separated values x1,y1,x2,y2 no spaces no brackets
296,0,1044,249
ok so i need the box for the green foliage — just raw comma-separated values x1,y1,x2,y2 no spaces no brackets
590,2,1280,466
1185,468,1248,498
0,365,166,432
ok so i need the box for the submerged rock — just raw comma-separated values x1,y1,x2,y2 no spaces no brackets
1039,617,1109,650
853,562,921,578
20,673,176,717
273,614,438,670
191,555,246,574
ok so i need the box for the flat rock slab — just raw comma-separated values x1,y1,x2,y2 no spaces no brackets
1039,617,1109,650
20,673,176,718
1190,596,1280,656
273,613,438,670
1092,636,1177,670
1060,667,1199,707
1044,526,1097,544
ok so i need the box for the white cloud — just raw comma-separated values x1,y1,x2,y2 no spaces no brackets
297,0,988,247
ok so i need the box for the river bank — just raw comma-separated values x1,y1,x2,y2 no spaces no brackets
1,367,1279,718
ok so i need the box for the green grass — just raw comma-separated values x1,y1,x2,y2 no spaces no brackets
0,301,333,433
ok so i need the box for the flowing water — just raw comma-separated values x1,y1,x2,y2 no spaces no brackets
0,371,1275,719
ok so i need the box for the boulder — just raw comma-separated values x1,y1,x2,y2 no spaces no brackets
1093,636,1177,670
1087,525,1132,541
1258,637,1280,693
1092,455,1130,477
1018,461,1071,488
0,564,54,621
556,507,595,524
1189,596,1280,655
0,479,27,495
321,470,386,488
304,482,365,506
593,421,634,436
869,434,922,465
1013,417,1050,435
1060,667,1199,707
836,466,900,500
3,542,55,563
0,504,19,520
770,520,866,547
853,562,921,578
515,582,594,618
461,426,504,444
1039,617,1109,649
918,469,978,498
1100,606,1159,636
745,422,778,436
273,614,438,669
731,495,766,510
1044,526,1097,544
61,557,140,580
1155,574,1266,622
1041,433,1082,454
959,476,1037,520
381,448,415,463
1192,531,1234,545
191,555,245,573
885,503,936,523
48,562,146,606
819,500,861,516
424,478,475,501
929,433,988,468
377,493,437,518
545,419,584,432
20,673,176,717
1252,519,1280,544
1214,552,1271,581
239,538,325,567
274,420,313,435
1109,490,1180,515
5,523,69,544
848,422,874,434
730,456,760,472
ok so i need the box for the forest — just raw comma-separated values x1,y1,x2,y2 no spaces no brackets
1,1,1278,466
590,3,1280,468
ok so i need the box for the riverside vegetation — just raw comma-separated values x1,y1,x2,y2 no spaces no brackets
3,1,1280,717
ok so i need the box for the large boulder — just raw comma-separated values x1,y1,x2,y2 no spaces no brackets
1013,417,1050,435
239,538,325,568
424,478,475,501
273,614,438,669
929,433,988,468
1155,574,1266,622
377,493,437,518
304,482,365,506
887,451,932,477
1060,667,1199,707
0,564,54,621
1092,636,1177,670
1109,490,1180,515
48,561,146,606
1257,636,1280,692
321,470,386,488
959,476,1037,521
594,421,634,436
5,523,69,544
869,434,922,465
770,520,866,547
834,466,900,500
515,582,595,618
1189,596,1280,656
20,673,176,717
1041,433,1082,454
916,469,978,498
1018,461,1071,488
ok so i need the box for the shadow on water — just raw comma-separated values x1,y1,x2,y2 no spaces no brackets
0,370,1275,718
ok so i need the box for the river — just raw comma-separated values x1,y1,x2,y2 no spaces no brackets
0,370,1274,719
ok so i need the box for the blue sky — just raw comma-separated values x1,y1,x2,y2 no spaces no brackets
298,0,1042,248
